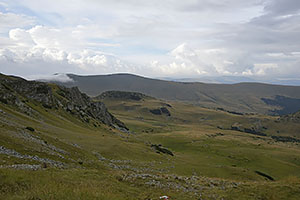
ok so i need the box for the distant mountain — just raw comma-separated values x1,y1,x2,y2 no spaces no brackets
158,76,257,84
159,76,300,86
53,73,300,115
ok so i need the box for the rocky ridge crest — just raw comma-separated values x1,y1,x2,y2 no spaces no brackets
0,74,127,130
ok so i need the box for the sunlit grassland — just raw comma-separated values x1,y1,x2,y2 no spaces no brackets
102,97,300,181
1,94,300,199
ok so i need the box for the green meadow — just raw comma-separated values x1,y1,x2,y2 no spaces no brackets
1,91,300,199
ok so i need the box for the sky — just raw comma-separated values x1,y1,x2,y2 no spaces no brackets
0,0,300,84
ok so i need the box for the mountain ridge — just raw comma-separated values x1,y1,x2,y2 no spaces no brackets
53,73,300,115
0,73,127,130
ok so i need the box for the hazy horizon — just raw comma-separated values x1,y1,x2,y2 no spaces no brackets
2,71,300,86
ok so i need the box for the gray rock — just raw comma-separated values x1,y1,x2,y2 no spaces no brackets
0,145,65,168
0,164,41,170
0,74,128,130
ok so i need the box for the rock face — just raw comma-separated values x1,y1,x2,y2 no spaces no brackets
96,91,151,101
0,74,127,130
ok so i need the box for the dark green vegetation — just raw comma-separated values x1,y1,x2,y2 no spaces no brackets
1,73,300,199
60,73,300,115
262,95,300,115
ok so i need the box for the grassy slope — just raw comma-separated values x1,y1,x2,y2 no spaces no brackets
102,95,300,198
1,92,300,199
0,100,189,199
102,97,300,176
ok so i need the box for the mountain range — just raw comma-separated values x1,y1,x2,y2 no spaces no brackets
53,73,300,115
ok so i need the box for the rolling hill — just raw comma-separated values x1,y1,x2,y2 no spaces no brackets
58,73,300,115
1,73,300,199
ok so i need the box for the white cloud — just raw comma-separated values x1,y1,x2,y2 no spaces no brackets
9,28,35,46
242,63,278,76
29,73,74,83
0,0,300,83
0,25,132,75
148,43,237,76
0,12,36,33
148,42,299,78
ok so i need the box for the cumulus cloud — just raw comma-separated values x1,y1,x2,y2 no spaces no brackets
149,44,229,76
149,39,300,78
143,0,300,78
0,25,132,75
242,63,278,76
0,0,300,82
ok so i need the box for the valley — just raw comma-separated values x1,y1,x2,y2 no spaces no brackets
1,74,300,199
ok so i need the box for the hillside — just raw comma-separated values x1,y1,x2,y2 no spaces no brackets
59,73,300,115
98,90,300,139
1,75,300,199
0,73,127,130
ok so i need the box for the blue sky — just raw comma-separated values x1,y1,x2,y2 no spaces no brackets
0,0,300,84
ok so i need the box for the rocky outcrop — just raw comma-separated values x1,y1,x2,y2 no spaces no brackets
149,107,171,116
151,144,174,156
0,74,127,130
57,87,127,130
279,111,300,123
0,164,42,170
96,91,151,101
0,145,64,168
217,108,244,115
271,136,300,143
230,123,243,132
243,128,266,136
231,123,266,136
